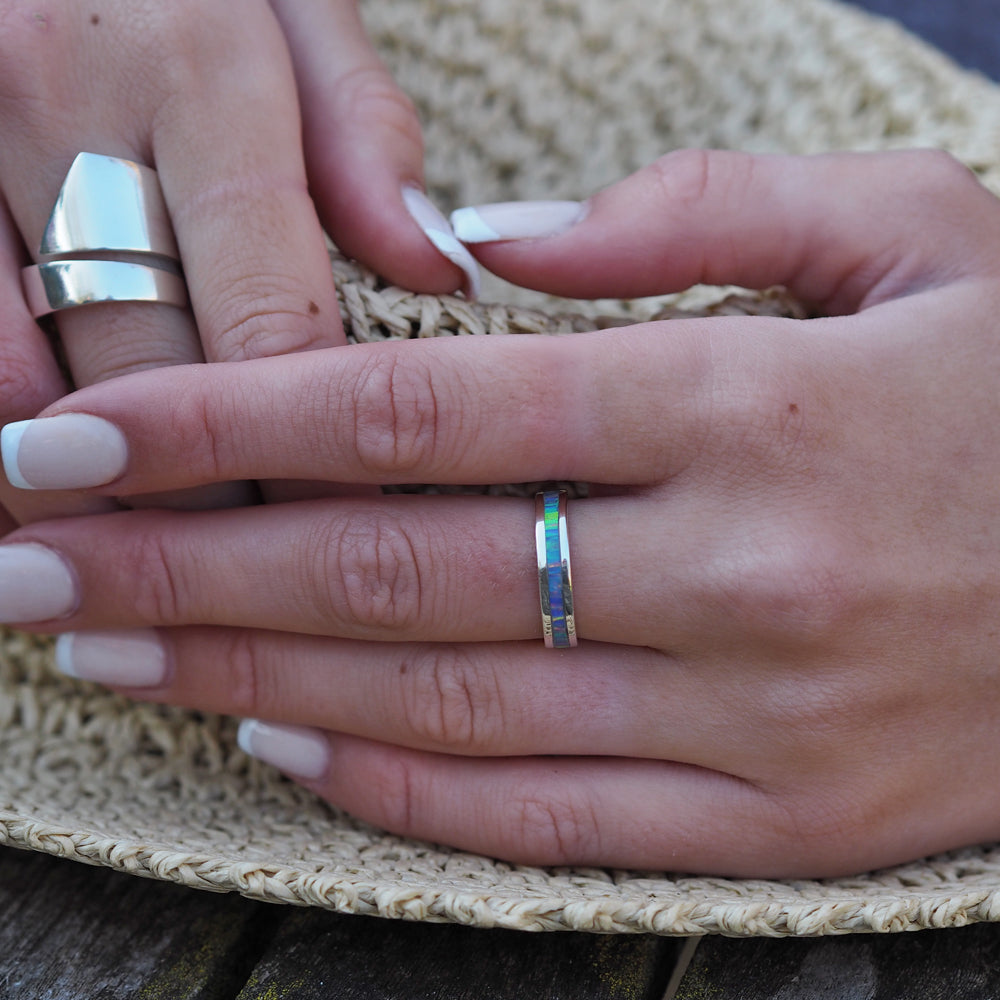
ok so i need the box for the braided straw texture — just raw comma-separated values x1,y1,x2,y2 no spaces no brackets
5,0,1000,937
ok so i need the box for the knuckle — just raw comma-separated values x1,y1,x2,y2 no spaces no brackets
507,788,602,865
350,350,443,478
122,528,188,625
139,2,229,88
718,526,858,647
901,148,976,192
365,750,419,836
203,267,330,362
699,341,820,475
217,630,267,719
328,65,423,159
396,647,503,752
763,787,872,873
321,510,425,635
650,148,757,215
882,150,987,233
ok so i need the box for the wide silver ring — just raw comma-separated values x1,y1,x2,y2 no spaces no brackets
22,260,188,319
22,152,186,317
535,490,578,648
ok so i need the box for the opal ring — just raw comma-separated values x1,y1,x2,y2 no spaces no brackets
535,490,578,648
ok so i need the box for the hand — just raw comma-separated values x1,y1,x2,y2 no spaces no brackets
2,150,999,878
0,0,475,514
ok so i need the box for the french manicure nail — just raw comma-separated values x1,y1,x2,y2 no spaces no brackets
0,544,77,622
401,186,482,300
56,629,168,687
450,200,587,243
2,414,128,490
237,719,330,781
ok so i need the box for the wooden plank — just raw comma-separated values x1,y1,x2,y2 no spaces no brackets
237,907,682,1000
673,924,1000,1000
0,845,279,1000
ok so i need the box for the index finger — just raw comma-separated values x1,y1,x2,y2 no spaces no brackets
0,318,771,493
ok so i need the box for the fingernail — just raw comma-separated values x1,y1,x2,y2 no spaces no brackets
450,200,587,243
401,186,482,300
0,544,77,622
56,629,168,687
2,414,128,490
237,719,330,781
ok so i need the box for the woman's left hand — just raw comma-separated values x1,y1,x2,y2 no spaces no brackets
3,150,1000,877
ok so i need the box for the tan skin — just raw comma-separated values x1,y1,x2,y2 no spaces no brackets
2,149,1000,877
0,0,461,520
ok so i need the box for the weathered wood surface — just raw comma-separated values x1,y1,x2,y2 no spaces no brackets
0,847,679,999
0,846,280,1000
8,844,1000,1000
237,906,678,1000
674,926,1000,1000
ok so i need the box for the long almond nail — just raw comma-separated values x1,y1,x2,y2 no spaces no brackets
401,186,481,299
0,544,77,622
237,719,330,781
56,629,168,687
451,200,587,243
2,414,128,490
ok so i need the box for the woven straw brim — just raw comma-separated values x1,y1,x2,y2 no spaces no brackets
5,0,1000,937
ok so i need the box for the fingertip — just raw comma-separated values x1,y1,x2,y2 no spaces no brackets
401,187,481,299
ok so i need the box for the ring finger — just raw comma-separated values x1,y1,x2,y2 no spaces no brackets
0,490,776,652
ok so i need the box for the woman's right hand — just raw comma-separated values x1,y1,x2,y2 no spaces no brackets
0,0,476,518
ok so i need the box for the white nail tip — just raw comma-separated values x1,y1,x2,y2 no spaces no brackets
236,718,257,758
401,187,482,300
450,207,502,244
450,200,587,244
424,228,483,300
55,633,78,678
1,420,32,490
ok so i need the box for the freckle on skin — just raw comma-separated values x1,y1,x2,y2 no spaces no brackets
789,403,800,415
91,13,100,25
308,300,319,316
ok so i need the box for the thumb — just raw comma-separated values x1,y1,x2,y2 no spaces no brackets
270,0,479,297
450,149,998,313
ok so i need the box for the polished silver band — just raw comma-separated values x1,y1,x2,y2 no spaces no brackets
39,153,180,260
22,259,188,319
535,490,578,648
23,152,186,318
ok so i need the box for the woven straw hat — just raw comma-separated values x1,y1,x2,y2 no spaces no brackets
5,0,1000,938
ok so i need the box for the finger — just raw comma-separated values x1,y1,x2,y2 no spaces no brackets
238,730,831,876
151,6,346,364
269,0,477,295
7,148,253,511
453,149,1000,313
0,489,784,651
0,191,115,524
1,319,801,493
0,9,252,511
55,627,760,772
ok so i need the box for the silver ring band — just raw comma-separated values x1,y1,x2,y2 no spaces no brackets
23,152,187,319
535,490,578,648
22,259,188,319
38,152,180,261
